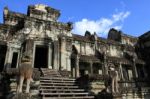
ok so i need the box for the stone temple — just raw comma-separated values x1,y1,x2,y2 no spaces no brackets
0,4,150,99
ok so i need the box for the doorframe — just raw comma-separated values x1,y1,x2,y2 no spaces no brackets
32,41,52,68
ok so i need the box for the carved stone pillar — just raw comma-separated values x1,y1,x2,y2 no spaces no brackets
66,53,71,71
8,47,13,67
119,63,124,80
104,54,108,75
48,43,52,69
72,67,76,78
75,55,80,78
90,61,93,75
53,41,59,70
4,46,12,69
133,58,138,78
60,37,66,70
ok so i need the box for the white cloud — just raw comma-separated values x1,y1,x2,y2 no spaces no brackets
112,11,130,22
72,11,130,37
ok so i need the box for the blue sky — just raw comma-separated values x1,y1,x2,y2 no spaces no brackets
0,0,150,37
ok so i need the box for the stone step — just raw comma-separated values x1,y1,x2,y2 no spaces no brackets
40,77,75,81
40,80,75,83
41,69,58,71
42,72,60,74
42,96,95,99
43,72,60,75
10,78,17,82
40,85,79,89
43,74,60,76
40,89,85,92
39,69,94,99
42,71,60,74
40,84,76,87
42,72,59,74
41,92,89,96
40,82,75,86
42,70,59,72
43,75,61,77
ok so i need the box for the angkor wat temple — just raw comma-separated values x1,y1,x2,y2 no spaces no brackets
0,4,150,99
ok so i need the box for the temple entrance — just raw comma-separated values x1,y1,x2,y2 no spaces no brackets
34,45,48,68
11,52,18,68
122,65,133,80
79,62,89,76
0,45,7,72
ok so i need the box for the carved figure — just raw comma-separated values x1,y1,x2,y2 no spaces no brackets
17,56,33,93
108,63,119,93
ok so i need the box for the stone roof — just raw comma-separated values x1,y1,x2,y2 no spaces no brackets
72,34,92,42
0,23,18,33
79,55,100,62
73,33,123,47
121,32,138,40
8,10,26,19
28,4,60,19
107,56,132,65
139,31,150,41
107,56,144,65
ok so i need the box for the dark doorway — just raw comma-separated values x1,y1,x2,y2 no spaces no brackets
136,65,145,79
80,69,85,76
0,45,7,72
11,52,18,68
34,45,48,68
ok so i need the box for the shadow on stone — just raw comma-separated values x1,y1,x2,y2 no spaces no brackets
95,89,113,99
11,93,41,99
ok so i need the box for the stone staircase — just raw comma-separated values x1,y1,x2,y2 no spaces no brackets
40,68,95,99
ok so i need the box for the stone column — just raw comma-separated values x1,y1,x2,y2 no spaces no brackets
48,43,52,69
32,43,36,67
104,56,108,75
53,41,59,70
66,53,71,71
101,63,104,75
90,61,93,75
60,37,66,70
119,63,124,80
72,67,76,78
133,58,138,78
16,49,20,68
104,63,108,75
75,55,80,78
4,47,12,69
7,48,13,67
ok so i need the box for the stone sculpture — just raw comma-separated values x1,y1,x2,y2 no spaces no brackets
16,56,33,93
108,63,119,94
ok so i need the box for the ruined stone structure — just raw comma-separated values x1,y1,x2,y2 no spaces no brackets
0,4,150,98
